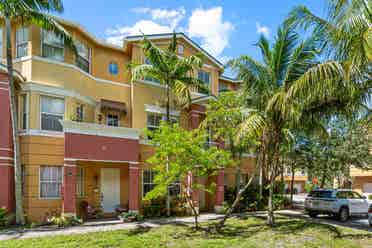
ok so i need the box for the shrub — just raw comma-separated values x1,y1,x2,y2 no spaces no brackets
368,195,372,200
272,194,291,210
142,196,188,217
304,181,315,193
119,212,144,222
0,208,8,227
48,216,83,228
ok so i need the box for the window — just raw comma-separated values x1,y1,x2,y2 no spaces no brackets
21,94,28,130
106,114,119,127
41,96,64,131
76,104,84,122
177,44,184,54
0,28,3,58
76,40,90,73
109,62,118,75
198,71,210,93
147,113,178,132
16,27,28,58
41,29,64,61
143,169,157,196
76,167,84,197
143,57,159,83
142,169,180,197
219,83,229,92
40,166,63,198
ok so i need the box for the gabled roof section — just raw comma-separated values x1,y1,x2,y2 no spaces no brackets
219,75,242,84
55,17,125,52
124,33,224,70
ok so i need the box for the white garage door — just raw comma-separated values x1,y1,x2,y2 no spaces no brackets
293,184,302,194
363,183,372,193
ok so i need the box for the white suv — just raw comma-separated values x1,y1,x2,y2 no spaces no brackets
304,189,369,222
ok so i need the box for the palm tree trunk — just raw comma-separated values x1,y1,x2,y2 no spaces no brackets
267,130,280,227
165,83,170,217
290,163,295,204
266,175,275,226
6,18,25,225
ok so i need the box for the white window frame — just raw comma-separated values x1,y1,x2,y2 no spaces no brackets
16,26,29,58
40,94,65,132
147,112,178,130
142,169,157,197
76,167,84,197
75,40,91,74
177,44,184,55
106,113,120,127
41,29,64,61
20,93,29,130
39,166,63,199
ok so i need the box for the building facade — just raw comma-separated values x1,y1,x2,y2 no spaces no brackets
0,18,254,222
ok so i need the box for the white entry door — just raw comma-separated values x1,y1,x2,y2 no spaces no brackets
101,168,120,212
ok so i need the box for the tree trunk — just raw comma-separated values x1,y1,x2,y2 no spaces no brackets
165,84,171,217
217,174,254,229
184,185,199,229
266,176,275,226
290,163,295,204
266,130,280,227
6,18,25,225
320,168,327,188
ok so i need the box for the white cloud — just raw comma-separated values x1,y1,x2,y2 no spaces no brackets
256,22,270,37
106,7,186,46
132,7,186,29
105,20,172,46
105,6,234,58
187,7,233,58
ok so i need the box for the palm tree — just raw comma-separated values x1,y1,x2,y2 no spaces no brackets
130,33,206,216
228,20,345,226
1,0,75,225
287,0,371,115
130,33,207,122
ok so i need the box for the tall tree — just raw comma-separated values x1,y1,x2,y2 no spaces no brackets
144,123,232,229
228,19,352,225
130,33,207,122
1,0,75,225
130,33,207,216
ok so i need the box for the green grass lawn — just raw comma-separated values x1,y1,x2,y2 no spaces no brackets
1,216,371,248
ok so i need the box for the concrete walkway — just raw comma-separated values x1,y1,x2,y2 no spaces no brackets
0,213,224,241
277,209,372,232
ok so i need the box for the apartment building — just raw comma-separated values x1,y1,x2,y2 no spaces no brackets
0,18,253,222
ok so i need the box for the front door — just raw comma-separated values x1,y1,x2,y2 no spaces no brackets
101,168,120,212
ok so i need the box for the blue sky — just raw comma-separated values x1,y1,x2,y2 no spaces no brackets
58,0,326,65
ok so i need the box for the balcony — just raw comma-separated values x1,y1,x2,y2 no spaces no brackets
62,120,140,163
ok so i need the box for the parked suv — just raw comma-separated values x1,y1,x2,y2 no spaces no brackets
304,189,369,222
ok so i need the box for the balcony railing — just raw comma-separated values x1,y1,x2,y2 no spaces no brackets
62,120,140,140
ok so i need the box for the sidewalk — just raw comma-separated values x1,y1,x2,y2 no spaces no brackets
0,213,224,241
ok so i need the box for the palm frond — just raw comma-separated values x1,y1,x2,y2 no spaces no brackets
237,112,266,141
287,61,345,101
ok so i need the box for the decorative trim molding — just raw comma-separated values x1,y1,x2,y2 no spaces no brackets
242,153,257,158
22,82,97,106
18,129,65,138
65,157,139,164
62,120,140,140
144,104,180,116
15,56,131,88
0,156,14,161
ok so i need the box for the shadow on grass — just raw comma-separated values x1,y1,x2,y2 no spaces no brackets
166,215,350,242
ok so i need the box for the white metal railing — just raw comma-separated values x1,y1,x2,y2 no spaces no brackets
62,120,140,140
